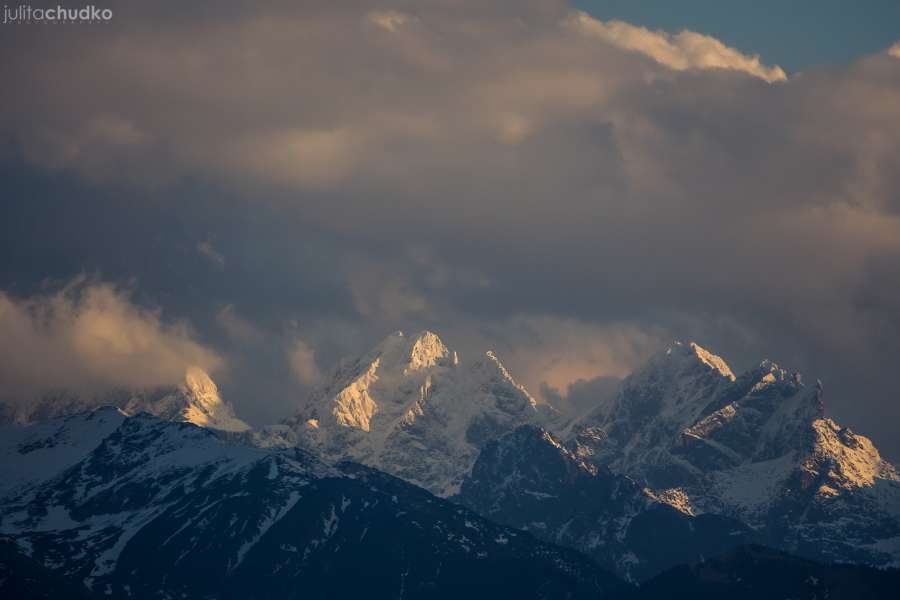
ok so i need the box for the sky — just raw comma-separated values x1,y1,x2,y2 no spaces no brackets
576,0,900,72
1,1,899,459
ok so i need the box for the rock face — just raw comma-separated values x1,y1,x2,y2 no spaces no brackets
562,341,900,569
285,331,540,496
455,425,755,581
0,367,250,433
638,545,900,600
0,538,98,600
0,410,626,600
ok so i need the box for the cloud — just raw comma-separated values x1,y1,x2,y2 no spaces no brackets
565,12,787,82
888,42,900,60
2,1,900,456
287,338,322,385
0,3,787,191
0,279,222,402
541,376,620,420
347,262,430,323
464,316,666,403
366,9,413,33
216,304,264,344
197,240,226,267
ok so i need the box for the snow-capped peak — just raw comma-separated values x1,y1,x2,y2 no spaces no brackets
289,330,540,496
687,342,736,380
169,366,251,433
368,330,453,375
481,351,538,409
1,368,251,433
806,418,899,494
566,341,827,489
666,341,736,381
575,340,738,436
184,365,219,399
560,339,900,574
407,330,451,372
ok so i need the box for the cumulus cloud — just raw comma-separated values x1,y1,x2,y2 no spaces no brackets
0,2,787,191
0,280,222,402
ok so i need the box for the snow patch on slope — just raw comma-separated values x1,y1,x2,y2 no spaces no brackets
0,407,127,497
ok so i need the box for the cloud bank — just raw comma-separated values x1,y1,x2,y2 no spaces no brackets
0,280,222,402
2,2,900,456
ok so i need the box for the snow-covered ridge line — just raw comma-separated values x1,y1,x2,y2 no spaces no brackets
1,367,250,433
0,408,624,598
561,338,900,570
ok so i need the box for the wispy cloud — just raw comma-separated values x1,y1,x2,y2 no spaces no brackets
197,240,226,268
0,278,222,401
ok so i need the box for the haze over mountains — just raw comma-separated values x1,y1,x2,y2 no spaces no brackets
1,330,898,598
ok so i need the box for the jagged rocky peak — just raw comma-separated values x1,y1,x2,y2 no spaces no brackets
184,365,219,399
648,340,736,383
804,418,899,495
566,341,837,489
406,330,451,371
556,339,900,570
568,341,739,464
473,350,538,408
297,330,455,434
169,366,251,432
117,365,251,433
371,330,454,374
741,358,808,395
675,341,736,380
591,340,738,426
289,329,541,496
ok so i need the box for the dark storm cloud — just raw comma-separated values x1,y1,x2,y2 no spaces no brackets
2,1,899,456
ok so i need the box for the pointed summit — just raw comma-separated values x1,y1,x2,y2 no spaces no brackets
120,367,251,432
172,367,251,432
480,350,537,409
368,330,452,374
568,341,766,487
289,329,539,496
550,341,900,574
407,330,451,372
2,368,250,433
664,340,736,381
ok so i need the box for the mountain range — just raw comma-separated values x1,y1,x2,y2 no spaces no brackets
0,409,625,599
1,329,898,598
562,341,900,569
0,366,249,433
